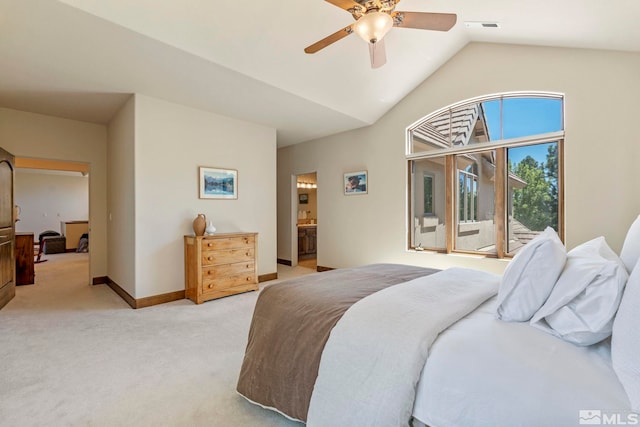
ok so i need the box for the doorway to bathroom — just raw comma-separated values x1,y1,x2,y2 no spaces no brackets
296,172,317,270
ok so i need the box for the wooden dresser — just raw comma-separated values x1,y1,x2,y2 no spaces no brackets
184,232,258,304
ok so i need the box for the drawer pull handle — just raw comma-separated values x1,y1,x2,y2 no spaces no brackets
245,252,249,256
246,277,250,281
208,243,213,247
207,271,212,275
208,256,213,261
208,284,213,289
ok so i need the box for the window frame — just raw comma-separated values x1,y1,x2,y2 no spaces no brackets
406,92,565,258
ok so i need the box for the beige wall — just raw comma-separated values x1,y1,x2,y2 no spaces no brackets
107,96,136,295
133,95,277,298
0,108,108,281
277,43,640,273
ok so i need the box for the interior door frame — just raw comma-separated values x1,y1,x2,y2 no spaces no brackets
290,175,299,267
14,157,91,284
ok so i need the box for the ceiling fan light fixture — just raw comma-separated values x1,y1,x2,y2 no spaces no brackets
353,11,393,44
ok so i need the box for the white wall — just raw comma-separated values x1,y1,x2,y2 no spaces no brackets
107,96,136,295
133,95,277,298
0,108,108,281
277,43,640,274
15,170,88,237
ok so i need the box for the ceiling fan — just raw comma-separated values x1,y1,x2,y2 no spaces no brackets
304,0,457,68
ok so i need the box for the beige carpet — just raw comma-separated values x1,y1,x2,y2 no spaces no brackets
0,254,315,426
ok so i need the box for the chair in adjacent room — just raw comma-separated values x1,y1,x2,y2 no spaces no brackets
35,230,66,263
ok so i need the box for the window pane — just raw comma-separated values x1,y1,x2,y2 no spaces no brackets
503,98,562,139
507,142,559,253
411,158,446,250
409,96,563,154
455,152,496,253
450,103,489,147
481,99,501,141
410,110,451,153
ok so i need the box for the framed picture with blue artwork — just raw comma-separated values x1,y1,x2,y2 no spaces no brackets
344,170,367,195
199,166,238,199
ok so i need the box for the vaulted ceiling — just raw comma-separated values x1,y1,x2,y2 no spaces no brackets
1,0,639,147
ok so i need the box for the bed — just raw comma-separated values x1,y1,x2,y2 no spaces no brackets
237,220,640,427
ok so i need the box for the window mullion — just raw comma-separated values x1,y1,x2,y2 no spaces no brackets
445,155,455,254
494,148,507,258
557,139,565,244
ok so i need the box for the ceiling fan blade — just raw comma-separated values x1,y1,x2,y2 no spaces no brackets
324,0,363,12
369,39,387,69
392,11,457,31
304,25,354,54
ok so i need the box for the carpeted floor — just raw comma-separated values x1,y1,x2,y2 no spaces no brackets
0,253,315,427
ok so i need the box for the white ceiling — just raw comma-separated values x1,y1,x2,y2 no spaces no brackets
1,0,639,147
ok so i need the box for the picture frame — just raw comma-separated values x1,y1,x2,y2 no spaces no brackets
299,193,309,204
344,170,368,195
199,166,238,199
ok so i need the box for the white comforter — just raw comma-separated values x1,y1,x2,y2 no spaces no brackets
306,268,500,427
413,297,631,427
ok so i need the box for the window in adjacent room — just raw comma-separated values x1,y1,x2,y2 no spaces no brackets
423,174,434,216
407,92,564,257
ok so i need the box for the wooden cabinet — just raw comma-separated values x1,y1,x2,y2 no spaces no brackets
298,226,317,260
0,230,14,306
15,233,34,286
0,147,15,310
184,232,258,304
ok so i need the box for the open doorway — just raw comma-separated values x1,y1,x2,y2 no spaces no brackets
295,172,317,270
14,157,90,288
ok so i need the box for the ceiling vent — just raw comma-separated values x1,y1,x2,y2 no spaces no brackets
464,21,501,29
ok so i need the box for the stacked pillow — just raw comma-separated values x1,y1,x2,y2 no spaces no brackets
495,215,640,412
612,215,640,413
612,258,640,413
620,215,640,273
530,237,628,346
495,227,566,322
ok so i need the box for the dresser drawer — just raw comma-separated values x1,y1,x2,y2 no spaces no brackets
202,248,255,266
202,261,254,279
201,235,254,251
202,273,257,293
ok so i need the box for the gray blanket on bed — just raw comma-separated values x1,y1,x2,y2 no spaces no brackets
307,268,500,427
236,263,439,421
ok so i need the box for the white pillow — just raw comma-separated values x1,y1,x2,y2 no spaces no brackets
496,227,566,322
530,237,628,346
620,215,640,274
612,257,640,413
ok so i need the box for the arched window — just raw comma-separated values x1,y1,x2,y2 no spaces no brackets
406,92,564,257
